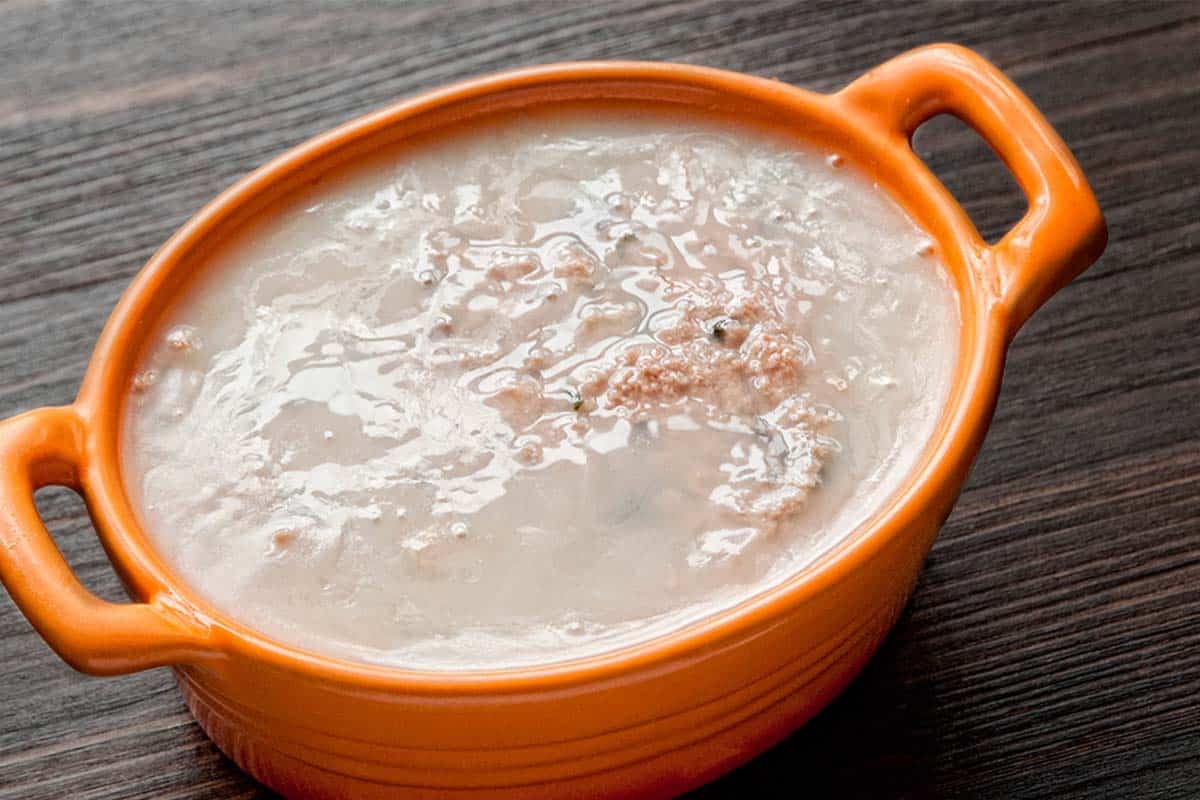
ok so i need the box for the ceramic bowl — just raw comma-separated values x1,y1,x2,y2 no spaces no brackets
0,44,1105,799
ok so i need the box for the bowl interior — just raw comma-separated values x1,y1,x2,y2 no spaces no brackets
78,63,996,686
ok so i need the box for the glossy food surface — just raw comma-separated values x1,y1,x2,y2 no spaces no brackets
123,108,958,668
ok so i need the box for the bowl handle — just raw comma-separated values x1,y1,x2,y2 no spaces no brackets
837,43,1107,334
0,406,212,675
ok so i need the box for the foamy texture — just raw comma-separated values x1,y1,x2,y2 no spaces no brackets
123,109,959,669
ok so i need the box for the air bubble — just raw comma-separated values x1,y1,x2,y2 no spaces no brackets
515,439,544,465
826,153,844,168
132,370,158,392
166,325,201,353
606,192,635,216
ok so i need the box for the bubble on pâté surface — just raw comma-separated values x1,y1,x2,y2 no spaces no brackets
132,370,159,392
165,325,202,353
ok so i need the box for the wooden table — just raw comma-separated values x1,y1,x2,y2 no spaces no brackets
1,2,1197,797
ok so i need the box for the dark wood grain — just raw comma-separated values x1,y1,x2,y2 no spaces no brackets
1,2,1197,798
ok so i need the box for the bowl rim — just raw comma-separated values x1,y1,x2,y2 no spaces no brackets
74,58,1008,694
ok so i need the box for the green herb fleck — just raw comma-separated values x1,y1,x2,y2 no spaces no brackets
565,388,584,411
711,317,733,341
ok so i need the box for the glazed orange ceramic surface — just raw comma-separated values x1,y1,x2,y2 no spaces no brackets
0,45,1105,799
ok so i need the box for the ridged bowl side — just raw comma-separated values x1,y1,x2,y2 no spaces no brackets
177,587,909,799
